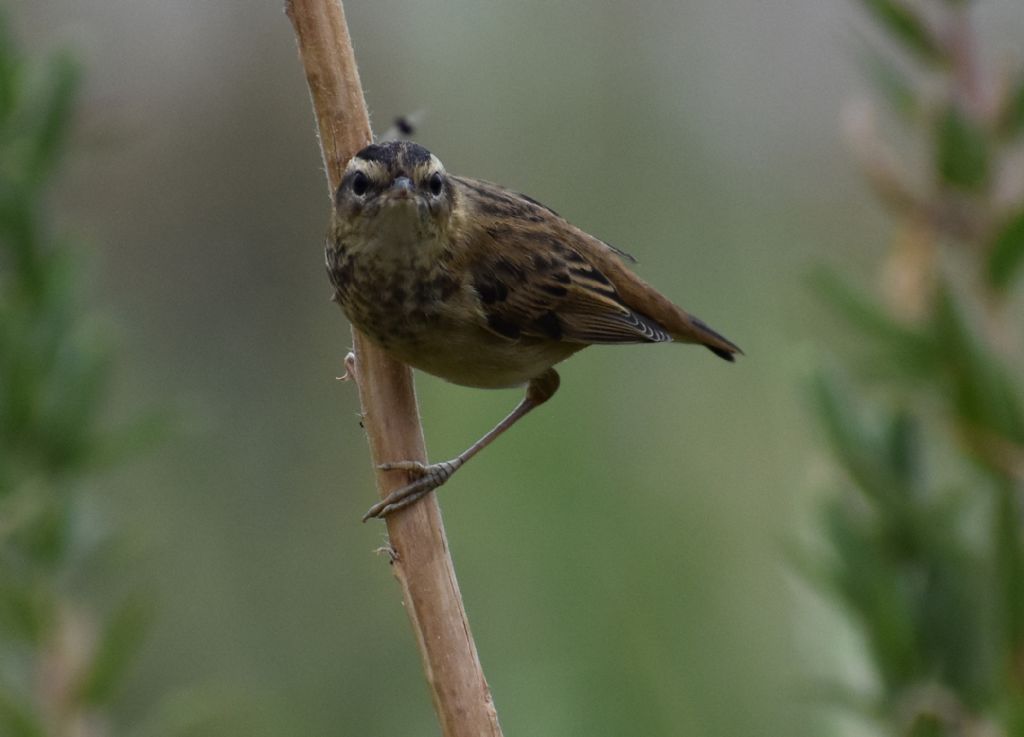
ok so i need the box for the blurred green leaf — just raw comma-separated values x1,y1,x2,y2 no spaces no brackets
1004,691,1024,736
0,16,21,130
931,288,1024,447
907,713,947,737
809,269,934,376
823,498,922,690
18,498,72,568
935,106,990,191
859,0,944,65
76,598,151,705
986,209,1024,291
813,364,999,703
37,327,112,473
864,52,918,121
813,371,898,505
916,542,996,706
0,690,43,737
0,189,42,299
995,483,1024,657
0,12,157,732
0,579,50,644
23,53,77,188
883,410,919,491
997,72,1024,138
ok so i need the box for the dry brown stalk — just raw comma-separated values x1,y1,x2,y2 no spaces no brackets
284,2,503,734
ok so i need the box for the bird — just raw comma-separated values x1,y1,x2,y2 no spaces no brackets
325,141,741,520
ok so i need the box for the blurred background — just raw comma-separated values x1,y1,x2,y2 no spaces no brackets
4,0,1024,735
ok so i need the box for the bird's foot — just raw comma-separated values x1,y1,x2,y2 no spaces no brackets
362,458,463,521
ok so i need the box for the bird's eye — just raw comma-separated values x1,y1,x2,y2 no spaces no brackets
428,172,443,196
351,171,369,196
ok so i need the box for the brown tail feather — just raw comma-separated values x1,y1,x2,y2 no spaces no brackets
580,235,742,361
674,313,742,362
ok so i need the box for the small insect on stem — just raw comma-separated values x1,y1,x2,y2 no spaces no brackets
377,111,423,142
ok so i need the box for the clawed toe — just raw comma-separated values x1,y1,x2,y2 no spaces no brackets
363,459,463,521
361,477,435,521
338,352,358,382
377,460,428,475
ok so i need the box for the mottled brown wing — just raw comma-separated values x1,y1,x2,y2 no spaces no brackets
467,221,671,345
451,175,741,359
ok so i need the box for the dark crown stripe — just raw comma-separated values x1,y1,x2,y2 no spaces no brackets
355,141,433,170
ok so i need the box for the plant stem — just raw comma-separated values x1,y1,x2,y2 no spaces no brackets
284,2,503,734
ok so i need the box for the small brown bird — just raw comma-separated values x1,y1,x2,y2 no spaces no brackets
327,141,741,520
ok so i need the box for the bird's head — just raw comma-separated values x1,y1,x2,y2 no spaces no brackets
334,141,454,243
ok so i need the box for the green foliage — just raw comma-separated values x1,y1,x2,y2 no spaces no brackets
863,53,919,122
77,599,153,706
813,2,1024,733
809,270,933,376
0,12,154,735
814,369,998,708
0,689,44,737
935,105,990,191
987,209,1024,292
855,1,1024,288
858,0,944,66
811,278,1023,729
930,290,1024,447
996,73,1024,139
816,270,1024,470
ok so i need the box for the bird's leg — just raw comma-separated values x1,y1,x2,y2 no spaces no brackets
362,369,560,520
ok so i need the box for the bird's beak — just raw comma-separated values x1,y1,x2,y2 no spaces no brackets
389,176,414,198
